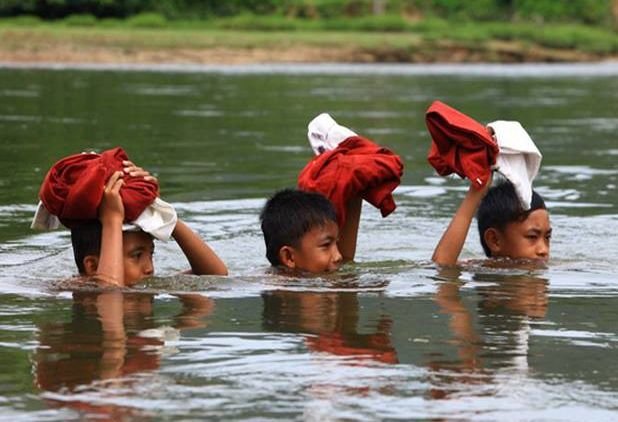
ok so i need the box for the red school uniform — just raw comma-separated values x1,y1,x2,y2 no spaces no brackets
298,136,403,228
425,100,499,190
39,147,158,228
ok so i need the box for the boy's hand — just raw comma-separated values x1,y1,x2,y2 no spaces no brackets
470,171,493,198
99,171,125,224
123,160,157,183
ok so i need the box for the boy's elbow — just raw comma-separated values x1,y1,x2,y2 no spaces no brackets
207,262,228,276
432,252,456,267
187,262,228,277
200,266,228,277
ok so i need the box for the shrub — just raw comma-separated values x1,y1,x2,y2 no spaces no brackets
126,12,167,28
514,0,612,25
408,17,450,33
98,17,123,28
321,15,409,31
0,14,41,26
406,0,507,21
214,14,300,31
62,14,97,27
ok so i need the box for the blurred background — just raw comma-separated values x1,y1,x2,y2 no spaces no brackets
1,0,617,63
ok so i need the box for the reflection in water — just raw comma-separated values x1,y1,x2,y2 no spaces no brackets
262,290,398,365
0,67,617,419
476,272,548,320
33,291,213,419
430,268,548,399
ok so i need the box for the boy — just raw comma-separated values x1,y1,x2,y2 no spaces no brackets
72,166,228,286
259,189,359,274
432,175,551,266
260,114,402,275
33,149,227,286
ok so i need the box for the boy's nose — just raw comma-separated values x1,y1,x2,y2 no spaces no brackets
332,246,343,267
143,259,154,276
536,241,549,260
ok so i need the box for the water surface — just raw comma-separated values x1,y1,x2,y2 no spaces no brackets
0,63,617,420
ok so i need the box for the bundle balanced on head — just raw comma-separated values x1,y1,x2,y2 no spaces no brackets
260,113,404,275
32,147,227,286
426,101,552,266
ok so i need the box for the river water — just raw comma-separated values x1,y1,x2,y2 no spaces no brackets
0,63,617,420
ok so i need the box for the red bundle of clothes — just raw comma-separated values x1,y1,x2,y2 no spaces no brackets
39,147,159,228
425,100,499,190
298,136,403,228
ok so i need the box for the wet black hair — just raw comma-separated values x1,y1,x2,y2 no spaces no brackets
477,180,547,257
260,189,337,266
70,220,102,274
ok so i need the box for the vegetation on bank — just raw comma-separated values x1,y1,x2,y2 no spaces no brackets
0,1,617,62
1,13,617,58
1,0,617,28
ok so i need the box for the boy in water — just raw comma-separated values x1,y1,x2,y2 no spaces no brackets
71,164,228,286
259,113,402,275
259,189,360,274
33,149,227,286
432,175,551,266
424,100,550,266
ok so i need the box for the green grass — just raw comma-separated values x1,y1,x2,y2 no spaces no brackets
0,27,421,50
0,14,616,58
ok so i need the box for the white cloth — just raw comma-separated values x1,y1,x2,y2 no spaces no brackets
487,120,542,209
31,201,61,230
307,113,357,155
30,197,178,241
130,197,177,241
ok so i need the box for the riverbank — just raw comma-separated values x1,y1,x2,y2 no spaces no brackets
1,22,617,65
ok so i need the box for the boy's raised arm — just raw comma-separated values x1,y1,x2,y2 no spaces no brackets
338,197,362,262
172,219,228,276
432,176,492,266
123,160,228,276
96,171,126,286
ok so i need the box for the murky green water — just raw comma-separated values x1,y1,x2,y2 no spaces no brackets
0,64,617,420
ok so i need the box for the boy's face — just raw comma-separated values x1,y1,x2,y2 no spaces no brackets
492,209,552,262
122,231,155,286
285,221,343,273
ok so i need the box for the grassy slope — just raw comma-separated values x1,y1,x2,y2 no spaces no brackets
0,18,616,63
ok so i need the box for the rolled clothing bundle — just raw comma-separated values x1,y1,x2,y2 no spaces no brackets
31,147,177,241
425,100,499,190
298,134,403,228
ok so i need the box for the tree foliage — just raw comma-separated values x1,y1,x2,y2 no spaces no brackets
0,0,614,26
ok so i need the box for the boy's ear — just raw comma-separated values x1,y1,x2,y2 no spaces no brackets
82,255,99,276
483,228,502,256
278,246,296,269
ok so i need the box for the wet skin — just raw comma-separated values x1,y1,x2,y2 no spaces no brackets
122,231,155,285
292,221,343,273
494,209,552,262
